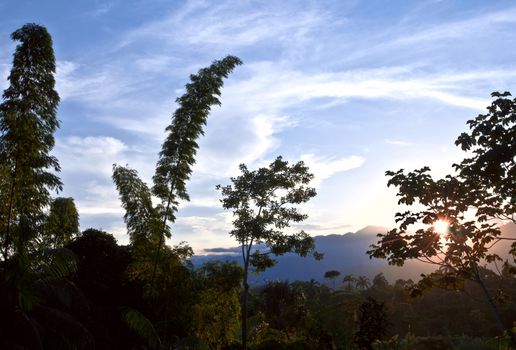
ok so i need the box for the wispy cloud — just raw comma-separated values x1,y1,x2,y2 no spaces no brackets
386,139,413,147
301,154,365,188
76,181,123,215
173,212,234,251
87,2,114,18
192,113,295,179
120,1,326,51
394,7,516,46
56,136,128,176
55,60,145,106
0,62,9,91
294,221,353,235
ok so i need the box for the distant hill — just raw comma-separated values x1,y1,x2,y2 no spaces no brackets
191,225,431,285
191,223,516,286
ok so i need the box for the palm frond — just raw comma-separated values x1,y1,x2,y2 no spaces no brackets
11,309,44,349
33,305,94,350
121,306,162,350
34,277,90,317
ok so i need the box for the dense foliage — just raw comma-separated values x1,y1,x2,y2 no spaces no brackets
0,23,61,259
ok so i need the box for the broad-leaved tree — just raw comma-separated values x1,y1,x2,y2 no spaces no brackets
218,156,321,349
368,92,516,343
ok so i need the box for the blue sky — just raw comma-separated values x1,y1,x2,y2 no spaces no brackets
1,0,515,252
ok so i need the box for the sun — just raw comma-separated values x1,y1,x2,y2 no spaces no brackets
433,220,449,235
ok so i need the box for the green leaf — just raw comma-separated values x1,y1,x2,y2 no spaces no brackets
121,307,162,350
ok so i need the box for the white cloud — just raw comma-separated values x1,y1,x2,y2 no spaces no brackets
395,7,516,46
301,154,365,188
174,212,235,253
239,63,494,110
134,55,181,74
76,181,123,215
193,113,295,178
216,63,504,128
386,139,413,146
0,62,9,91
87,2,114,18
56,63,120,105
54,136,128,226
181,195,221,209
56,136,127,176
294,220,352,235
121,1,325,50
55,60,148,109
78,205,122,215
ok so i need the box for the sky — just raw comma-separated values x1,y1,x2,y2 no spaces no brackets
1,0,515,253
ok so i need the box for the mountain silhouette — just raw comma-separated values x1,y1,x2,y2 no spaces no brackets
192,223,516,286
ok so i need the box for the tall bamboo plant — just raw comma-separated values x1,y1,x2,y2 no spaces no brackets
0,24,94,349
0,23,61,259
112,56,242,287
151,55,242,283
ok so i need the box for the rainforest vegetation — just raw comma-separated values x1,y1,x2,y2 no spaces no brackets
0,23,515,350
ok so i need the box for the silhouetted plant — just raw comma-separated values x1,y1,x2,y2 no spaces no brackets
354,297,389,350
324,270,341,290
368,92,516,344
218,156,321,349
0,23,61,258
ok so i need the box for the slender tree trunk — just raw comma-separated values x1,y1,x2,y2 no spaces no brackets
3,164,17,259
150,178,175,290
475,275,516,345
242,264,249,350
240,215,258,349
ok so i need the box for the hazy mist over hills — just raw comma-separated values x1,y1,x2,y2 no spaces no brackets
193,224,516,286
192,225,430,285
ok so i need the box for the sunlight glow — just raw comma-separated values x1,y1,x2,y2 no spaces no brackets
433,220,449,235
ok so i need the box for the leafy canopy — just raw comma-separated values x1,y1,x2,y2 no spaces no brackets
324,270,341,279
112,165,164,245
218,155,321,349
0,23,61,257
152,55,243,223
368,92,516,290
44,197,79,248
367,92,516,340
218,156,321,273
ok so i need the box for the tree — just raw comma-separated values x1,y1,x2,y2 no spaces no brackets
324,270,341,290
44,197,79,248
355,276,370,290
191,261,242,348
150,55,242,286
217,156,321,349
0,23,61,259
371,273,389,290
0,24,90,349
342,274,355,291
112,165,164,247
368,92,516,343
112,165,178,295
66,228,162,349
258,280,307,332
353,297,389,350
0,238,92,349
